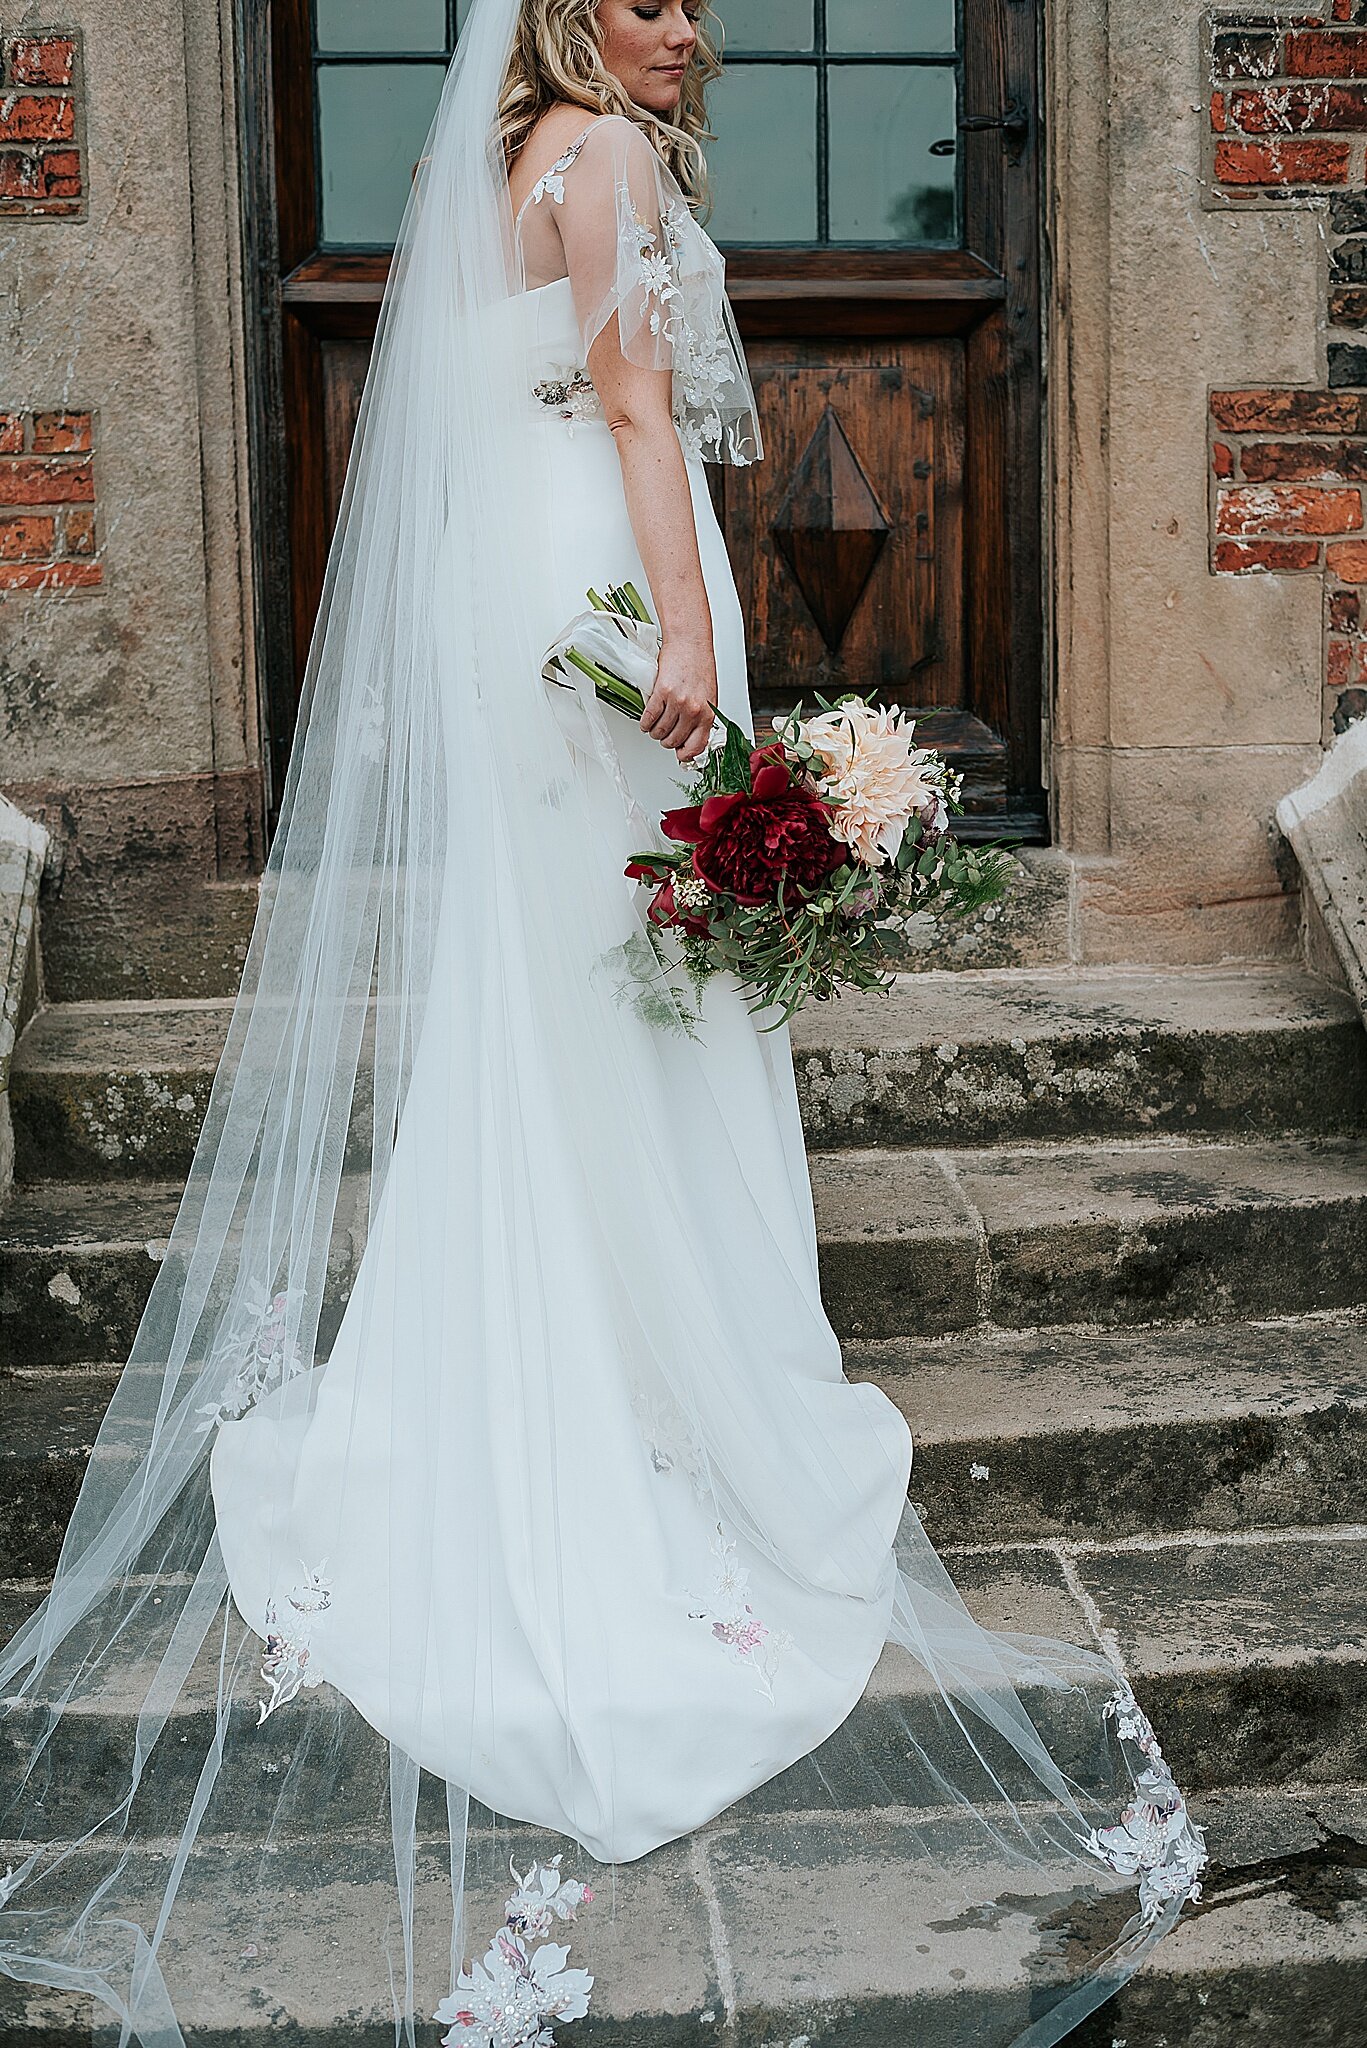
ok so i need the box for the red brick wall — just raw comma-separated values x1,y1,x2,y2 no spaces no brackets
1207,7,1367,735
0,30,83,219
0,410,101,591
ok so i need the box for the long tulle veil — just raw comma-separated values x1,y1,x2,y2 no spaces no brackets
1,3,1206,2043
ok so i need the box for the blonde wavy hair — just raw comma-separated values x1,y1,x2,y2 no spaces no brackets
498,0,723,213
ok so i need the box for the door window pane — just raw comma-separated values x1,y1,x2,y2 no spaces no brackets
308,5,966,248
828,62,957,242
706,63,818,242
827,0,957,55
315,0,447,54
318,62,447,245
713,0,814,51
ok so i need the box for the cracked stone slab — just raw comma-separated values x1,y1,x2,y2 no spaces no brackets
0,1551,1099,1841
791,965,1367,1148
702,1785,1367,2048
812,1137,1367,1335
0,1827,719,2048
1,1792,1361,2046
808,1149,981,1337
3,1535,1356,1843
1078,1532,1367,1791
952,1134,1367,1327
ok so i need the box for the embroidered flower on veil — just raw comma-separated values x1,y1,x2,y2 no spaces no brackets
1083,1681,1207,1923
195,1283,306,1433
257,1559,332,1726
505,1855,595,1943
435,1856,595,2048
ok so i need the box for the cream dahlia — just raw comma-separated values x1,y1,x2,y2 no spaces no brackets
796,700,939,866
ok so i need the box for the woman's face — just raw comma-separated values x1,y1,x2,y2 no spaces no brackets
594,1,699,115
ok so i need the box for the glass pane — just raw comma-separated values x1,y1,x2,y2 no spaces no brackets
706,62,817,241
318,62,447,245
827,0,957,55
315,0,447,55
828,63,957,243
712,0,813,52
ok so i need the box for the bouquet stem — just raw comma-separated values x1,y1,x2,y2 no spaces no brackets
558,644,646,719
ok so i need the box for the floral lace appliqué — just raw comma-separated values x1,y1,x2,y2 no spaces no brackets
524,128,596,215
196,1284,305,1433
435,1854,594,2048
532,366,601,427
637,197,756,465
630,1379,707,1489
1083,1680,1208,1924
688,1525,792,1703
521,122,758,466
257,1559,332,1726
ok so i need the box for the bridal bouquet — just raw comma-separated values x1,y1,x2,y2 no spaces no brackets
544,584,1014,1030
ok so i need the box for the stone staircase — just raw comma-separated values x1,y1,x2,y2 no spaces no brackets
1,962,1366,2043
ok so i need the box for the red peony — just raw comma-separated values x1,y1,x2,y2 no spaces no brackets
660,748,846,906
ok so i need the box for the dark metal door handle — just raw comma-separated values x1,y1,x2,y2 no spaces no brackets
929,96,1029,160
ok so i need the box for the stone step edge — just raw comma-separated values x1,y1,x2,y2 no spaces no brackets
12,1517,1355,1586
5,1520,1363,1675
17,962,1361,1040
3,1779,1361,1867
6,1129,1367,1237
0,1789,1360,2048
8,1346,1366,1440
8,1302,1365,1369
13,967,1367,1181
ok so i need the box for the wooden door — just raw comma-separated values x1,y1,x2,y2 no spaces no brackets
243,0,1044,838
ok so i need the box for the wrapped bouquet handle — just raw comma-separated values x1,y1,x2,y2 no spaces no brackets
541,583,722,838
541,602,662,707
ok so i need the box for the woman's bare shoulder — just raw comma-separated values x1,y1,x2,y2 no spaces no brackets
508,105,619,210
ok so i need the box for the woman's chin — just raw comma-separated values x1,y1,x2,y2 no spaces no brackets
631,81,684,118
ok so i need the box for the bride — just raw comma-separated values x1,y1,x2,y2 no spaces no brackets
0,4,1205,2045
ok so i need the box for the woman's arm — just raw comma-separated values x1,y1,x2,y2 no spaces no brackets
586,330,716,762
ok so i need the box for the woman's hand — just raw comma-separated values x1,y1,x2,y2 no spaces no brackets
640,633,717,761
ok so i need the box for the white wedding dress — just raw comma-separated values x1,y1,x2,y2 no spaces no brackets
0,91,1205,2048
209,118,914,1861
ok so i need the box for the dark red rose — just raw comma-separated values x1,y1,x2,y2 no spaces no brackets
661,747,845,906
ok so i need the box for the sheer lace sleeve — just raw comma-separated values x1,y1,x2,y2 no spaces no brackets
551,115,762,466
